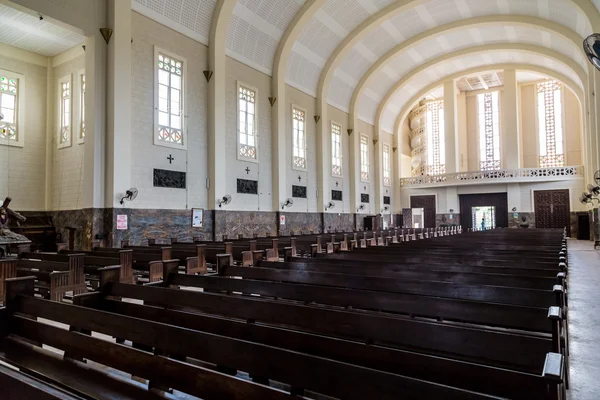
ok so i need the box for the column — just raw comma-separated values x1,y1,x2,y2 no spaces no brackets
271,79,287,211
82,33,106,209
373,135,382,215
348,117,360,214
502,69,520,169
105,0,132,207
443,80,458,173
316,100,329,213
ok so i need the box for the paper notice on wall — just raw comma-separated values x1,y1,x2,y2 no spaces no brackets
117,215,128,230
280,215,286,226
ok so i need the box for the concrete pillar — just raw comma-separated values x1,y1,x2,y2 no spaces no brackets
82,33,106,209
456,91,468,172
316,101,329,212
373,135,382,214
348,117,360,214
443,80,458,173
502,69,520,169
271,77,286,211
105,0,132,207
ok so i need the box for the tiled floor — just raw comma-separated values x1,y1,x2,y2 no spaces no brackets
567,239,600,400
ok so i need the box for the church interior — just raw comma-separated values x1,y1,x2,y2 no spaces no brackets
1,0,600,398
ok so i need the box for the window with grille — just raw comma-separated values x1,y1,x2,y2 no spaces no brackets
537,80,564,168
383,144,391,186
331,122,342,176
0,74,18,142
156,51,184,147
292,107,306,169
425,100,445,175
80,72,85,141
477,91,500,171
360,135,369,181
58,76,71,148
238,84,257,160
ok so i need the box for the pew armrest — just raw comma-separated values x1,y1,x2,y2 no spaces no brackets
542,352,564,382
547,306,562,320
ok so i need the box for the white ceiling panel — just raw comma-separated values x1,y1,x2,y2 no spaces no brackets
0,3,83,56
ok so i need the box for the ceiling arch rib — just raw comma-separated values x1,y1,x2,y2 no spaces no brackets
285,0,593,106
392,64,585,139
374,44,586,134
350,16,586,126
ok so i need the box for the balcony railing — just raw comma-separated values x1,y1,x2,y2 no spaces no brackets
400,165,584,188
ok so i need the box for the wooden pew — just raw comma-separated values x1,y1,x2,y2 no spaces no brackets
0,363,86,400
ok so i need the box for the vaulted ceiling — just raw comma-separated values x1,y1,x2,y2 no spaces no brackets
10,0,596,135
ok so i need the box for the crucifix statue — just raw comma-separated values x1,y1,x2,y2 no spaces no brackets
0,197,29,242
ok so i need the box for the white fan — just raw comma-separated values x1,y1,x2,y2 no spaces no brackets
325,201,335,211
587,184,600,196
119,188,138,205
218,195,232,208
282,198,293,209
584,34,600,70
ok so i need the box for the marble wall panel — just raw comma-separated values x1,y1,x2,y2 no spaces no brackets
435,213,460,227
214,210,278,241
279,212,322,236
323,213,354,233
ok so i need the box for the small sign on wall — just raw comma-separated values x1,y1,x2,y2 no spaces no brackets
192,208,204,228
280,215,286,226
117,215,128,230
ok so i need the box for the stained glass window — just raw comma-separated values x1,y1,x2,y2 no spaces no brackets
238,85,256,159
477,91,501,171
537,80,564,168
80,74,85,140
157,53,183,145
60,80,71,145
331,122,342,176
0,75,18,141
425,100,445,175
360,135,369,181
293,107,306,169
383,144,391,186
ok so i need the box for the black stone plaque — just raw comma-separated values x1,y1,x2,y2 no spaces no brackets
237,179,258,194
153,169,186,189
383,196,391,205
292,185,307,198
361,193,369,203
332,190,343,201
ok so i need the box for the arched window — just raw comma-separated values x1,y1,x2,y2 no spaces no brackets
425,100,445,175
537,80,564,168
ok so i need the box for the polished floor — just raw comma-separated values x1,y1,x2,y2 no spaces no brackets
567,239,600,400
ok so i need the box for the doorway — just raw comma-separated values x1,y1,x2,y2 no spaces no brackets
472,206,495,231
534,190,571,236
410,195,436,228
577,213,590,240
412,208,424,228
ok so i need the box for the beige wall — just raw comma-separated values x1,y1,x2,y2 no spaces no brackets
0,52,47,210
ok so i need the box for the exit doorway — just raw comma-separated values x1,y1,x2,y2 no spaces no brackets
472,206,495,231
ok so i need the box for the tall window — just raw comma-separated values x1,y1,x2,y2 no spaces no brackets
383,144,391,186
157,52,184,146
292,107,306,169
537,80,564,168
80,73,85,141
360,135,369,181
477,91,501,170
0,75,18,141
425,100,445,175
331,122,342,176
59,76,71,148
238,84,257,159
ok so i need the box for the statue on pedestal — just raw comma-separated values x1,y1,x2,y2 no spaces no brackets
0,197,31,257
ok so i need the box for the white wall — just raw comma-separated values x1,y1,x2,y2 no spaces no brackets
0,48,47,210
129,11,209,210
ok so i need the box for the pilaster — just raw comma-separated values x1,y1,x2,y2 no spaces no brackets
443,80,458,173
502,69,520,169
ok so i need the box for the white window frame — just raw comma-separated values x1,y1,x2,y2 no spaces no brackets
535,80,565,168
383,143,391,186
237,81,258,163
58,74,72,149
292,104,307,171
360,135,369,182
0,69,25,148
154,46,187,150
78,69,85,145
331,121,342,177
476,90,501,171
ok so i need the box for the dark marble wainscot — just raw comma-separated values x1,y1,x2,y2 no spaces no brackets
104,208,214,247
570,210,595,240
214,210,278,241
323,213,355,233
507,212,535,229
278,212,322,236
435,213,460,228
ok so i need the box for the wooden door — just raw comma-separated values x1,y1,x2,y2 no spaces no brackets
410,195,436,228
534,190,570,235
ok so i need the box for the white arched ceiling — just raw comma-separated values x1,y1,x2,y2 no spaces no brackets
286,0,592,100
377,46,585,133
131,0,217,45
353,20,586,125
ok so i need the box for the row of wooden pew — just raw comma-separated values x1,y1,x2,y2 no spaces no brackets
1,226,566,399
